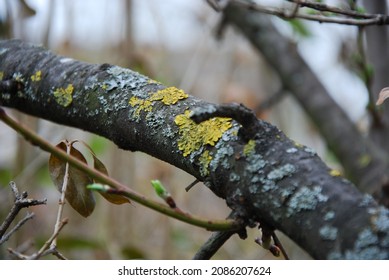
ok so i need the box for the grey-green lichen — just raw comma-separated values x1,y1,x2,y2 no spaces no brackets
0,47,8,55
359,194,376,207
304,146,317,155
267,163,296,181
286,186,328,217
208,126,239,173
106,66,149,96
324,211,335,221
368,207,389,247
229,172,240,182
319,225,338,241
334,228,389,259
286,147,298,153
83,65,151,115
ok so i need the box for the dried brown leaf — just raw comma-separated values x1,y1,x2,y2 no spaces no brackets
92,154,130,205
48,141,95,217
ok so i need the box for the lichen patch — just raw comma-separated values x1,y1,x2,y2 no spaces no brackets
31,70,42,82
53,84,74,107
150,87,188,105
174,110,232,157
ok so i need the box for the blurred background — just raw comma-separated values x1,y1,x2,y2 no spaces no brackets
0,0,371,259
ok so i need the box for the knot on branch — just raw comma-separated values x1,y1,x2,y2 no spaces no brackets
190,103,260,141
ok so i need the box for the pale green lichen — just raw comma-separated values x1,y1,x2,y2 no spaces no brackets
31,70,42,82
0,71,3,80
53,84,74,107
199,150,212,176
174,110,232,157
243,139,256,157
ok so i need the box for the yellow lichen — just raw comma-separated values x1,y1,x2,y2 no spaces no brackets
31,70,42,82
243,139,256,157
294,141,303,148
128,87,188,120
129,96,153,118
0,71,3,80
329,169,341,177
150,87,188,105
100,83,108,91
199,150,212,176
53,84,74,107
174,110,232,157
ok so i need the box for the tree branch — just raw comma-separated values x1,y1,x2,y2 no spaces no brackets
1,39,389,259
221,1,389,199
230,0,389,26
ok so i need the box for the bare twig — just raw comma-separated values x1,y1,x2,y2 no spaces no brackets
0,181,46,244
28,218,69,260
193,230,236,259
291,0,375,19
228,0,389,26
51,141,72,248
185,179,200,192
0,212,34,245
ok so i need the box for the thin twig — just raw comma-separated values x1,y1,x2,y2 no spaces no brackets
230,0,389,26
291,0,375,19
193,230,236,259
51,141,71,248
0,212,35,245
185,179,200,192
0,181,46,243
29,218,69,260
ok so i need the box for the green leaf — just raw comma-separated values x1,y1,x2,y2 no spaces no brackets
151,180,168,198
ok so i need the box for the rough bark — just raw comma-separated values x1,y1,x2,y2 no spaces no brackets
1,39,389,259
222,2,389,198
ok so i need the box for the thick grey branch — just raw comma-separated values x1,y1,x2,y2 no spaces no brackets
1,39,389,259
222,2,389,198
